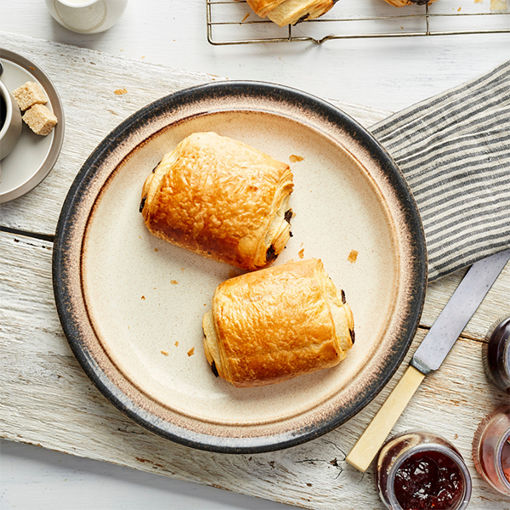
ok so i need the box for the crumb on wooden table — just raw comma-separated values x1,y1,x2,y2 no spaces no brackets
154,248,159,252
491,0,507,10
170,279,178,285
289,154,304,163
298,248,304,259
348,250,358,263
141,295,146,300
241,13,250,22
114,88,128,95
175,341,179,347
187,347,195,357
160,350,169,356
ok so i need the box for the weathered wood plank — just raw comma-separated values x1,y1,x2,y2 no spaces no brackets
2,34,508,341
0,32,387,236
1,230,508,509
423,265,510,339
1,33,509,509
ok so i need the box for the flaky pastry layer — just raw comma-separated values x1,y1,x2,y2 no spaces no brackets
247,0,337,26
141,132,293,270
203,258,355,387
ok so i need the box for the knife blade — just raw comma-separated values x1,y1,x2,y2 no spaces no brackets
346,249,510,472
412,249,510,374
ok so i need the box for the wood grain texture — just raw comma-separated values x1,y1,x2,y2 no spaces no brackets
1,33,510,510
0,32,387,237
2,33,508,338
3,0,510,116
1,229,509,509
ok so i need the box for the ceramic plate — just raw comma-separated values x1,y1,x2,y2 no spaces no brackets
0,49,64,204
53,82,426,453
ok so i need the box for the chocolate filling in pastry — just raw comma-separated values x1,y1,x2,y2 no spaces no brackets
266,245,277,262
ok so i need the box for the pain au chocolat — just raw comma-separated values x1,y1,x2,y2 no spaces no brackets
203,258,355,387
141,132,294,270
246,0,338,27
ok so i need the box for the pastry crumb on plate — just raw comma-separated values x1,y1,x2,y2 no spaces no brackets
348,250,359,263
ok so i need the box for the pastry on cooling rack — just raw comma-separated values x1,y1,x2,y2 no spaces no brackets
202,258,355,387
140,132,294,270
383,0,437,6
246,0,338,27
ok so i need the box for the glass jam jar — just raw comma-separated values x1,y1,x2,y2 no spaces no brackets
473,406,510,497
377,432,472,510
483,317,510,393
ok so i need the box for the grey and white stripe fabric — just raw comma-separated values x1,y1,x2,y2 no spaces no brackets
372,60,510,281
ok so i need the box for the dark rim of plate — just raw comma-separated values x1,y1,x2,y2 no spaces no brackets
53,81,427,454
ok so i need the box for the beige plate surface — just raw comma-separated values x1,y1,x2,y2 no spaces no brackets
83,111,398,425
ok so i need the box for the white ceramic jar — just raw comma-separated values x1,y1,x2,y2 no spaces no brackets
45,0,128,34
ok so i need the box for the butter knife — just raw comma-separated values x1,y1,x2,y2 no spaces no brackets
346,249,510,472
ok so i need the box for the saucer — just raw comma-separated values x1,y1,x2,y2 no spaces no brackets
0,49,64,204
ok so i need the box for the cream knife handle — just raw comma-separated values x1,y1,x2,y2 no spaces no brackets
346,366,425,472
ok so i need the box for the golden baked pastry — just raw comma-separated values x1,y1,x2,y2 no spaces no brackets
383,0,437,6
247,0,337,27
203,258,355,387
141,132,294,270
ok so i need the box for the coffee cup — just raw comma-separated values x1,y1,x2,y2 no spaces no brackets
0,80,22,160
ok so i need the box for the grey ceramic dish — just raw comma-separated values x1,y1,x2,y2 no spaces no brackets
0,48,64,203
53,81,427,453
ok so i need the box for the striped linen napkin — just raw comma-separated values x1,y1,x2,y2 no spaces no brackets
372,61,510,281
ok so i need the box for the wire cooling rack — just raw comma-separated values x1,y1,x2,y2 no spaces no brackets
206,0,510,45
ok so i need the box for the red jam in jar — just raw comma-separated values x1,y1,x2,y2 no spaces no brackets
393,450,464,510
473,406,510,496
378,432,472,510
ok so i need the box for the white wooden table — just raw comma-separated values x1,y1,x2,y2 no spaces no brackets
1,2,510,509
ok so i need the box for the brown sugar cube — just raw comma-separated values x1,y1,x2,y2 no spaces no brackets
12,81,48,111
23,104,58,136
